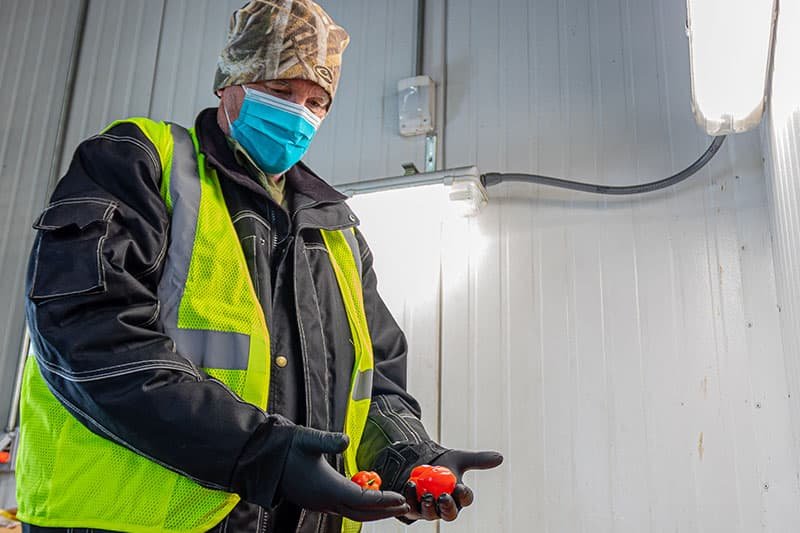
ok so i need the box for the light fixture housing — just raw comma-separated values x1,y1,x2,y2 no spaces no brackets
686,0,778,135
336,166,488,217
446,175,489,217
398,75,436,137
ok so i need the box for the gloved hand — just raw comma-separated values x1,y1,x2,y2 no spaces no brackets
279,427,410,521
401,449,503,522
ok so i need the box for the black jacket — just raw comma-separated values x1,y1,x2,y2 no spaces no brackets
24,109,445,533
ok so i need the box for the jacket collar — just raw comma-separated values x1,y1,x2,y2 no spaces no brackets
194,108,358,231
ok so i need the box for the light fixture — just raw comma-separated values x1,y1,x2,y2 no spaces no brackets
336,166,488,217
686,0,778,135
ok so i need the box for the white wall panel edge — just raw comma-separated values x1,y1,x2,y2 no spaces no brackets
761,0,800,514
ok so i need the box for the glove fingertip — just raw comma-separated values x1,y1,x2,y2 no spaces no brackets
330,432,350,452
487,451,504,466
453,483,474,508
461,450,504,470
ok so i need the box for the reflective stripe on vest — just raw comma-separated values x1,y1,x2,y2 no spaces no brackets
161,124,270,407
17,118,375,533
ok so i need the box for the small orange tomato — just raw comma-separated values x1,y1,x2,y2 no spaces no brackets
409,465,457,500
351,470,382,490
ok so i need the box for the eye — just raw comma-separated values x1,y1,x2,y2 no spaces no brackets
307,98,330,114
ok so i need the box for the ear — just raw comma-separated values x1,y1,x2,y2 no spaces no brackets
217,86,247,135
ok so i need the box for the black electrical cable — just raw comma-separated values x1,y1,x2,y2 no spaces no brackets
481,135,726,195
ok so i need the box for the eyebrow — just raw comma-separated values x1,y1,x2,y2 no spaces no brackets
265,80,330,105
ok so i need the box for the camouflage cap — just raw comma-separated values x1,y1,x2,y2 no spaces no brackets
213,0,350,100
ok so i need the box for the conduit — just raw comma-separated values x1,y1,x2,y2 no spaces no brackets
482,136,727,195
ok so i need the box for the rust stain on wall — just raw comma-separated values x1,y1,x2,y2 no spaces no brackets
698,432,705,461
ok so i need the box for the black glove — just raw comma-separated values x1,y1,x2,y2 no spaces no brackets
401,449,503,522
278,427,410,522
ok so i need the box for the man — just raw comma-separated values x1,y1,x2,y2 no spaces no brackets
16,1,502,532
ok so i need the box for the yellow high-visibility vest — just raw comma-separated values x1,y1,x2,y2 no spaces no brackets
17,119,373,533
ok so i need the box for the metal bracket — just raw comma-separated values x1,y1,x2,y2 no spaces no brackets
401,162,420,176
425,134,438,172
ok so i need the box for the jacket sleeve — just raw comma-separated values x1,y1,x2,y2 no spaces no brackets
25,122,295,508
353,229,447,492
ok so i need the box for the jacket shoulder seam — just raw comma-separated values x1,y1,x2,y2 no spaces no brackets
88,133,160,179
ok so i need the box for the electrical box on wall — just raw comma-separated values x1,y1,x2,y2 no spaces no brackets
398,75,435,137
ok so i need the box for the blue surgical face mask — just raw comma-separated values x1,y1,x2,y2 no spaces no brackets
226,86,322,175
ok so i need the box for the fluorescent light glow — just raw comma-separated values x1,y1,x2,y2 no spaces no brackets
686,0,777,135
769,0,800,119
347,185,444,308
347,184,488,305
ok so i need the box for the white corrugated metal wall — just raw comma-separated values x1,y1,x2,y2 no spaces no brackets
1,1,799,532
438,0,798,532
0,0,82,508
762,1,800,528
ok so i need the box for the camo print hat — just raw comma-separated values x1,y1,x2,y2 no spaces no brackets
214,0,350,100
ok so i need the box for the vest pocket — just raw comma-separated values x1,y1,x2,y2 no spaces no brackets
29,197,117,300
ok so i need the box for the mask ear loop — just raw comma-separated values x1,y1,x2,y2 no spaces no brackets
222,86,247,130
223,102,233,130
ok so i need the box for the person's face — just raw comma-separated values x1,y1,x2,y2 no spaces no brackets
217,78,331,135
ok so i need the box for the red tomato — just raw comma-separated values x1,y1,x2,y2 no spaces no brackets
351,470,382,490
409,465,457,500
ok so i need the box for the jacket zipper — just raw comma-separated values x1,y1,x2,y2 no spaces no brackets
258,505,270,533
270,205,278,251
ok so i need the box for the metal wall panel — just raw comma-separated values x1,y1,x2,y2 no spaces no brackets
57,0,166,176
148,0,240,127
60,0,424,185
762,0,800,525
0,475,14,512
304,0,426,183
0,0,82,509
440,1,796,532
